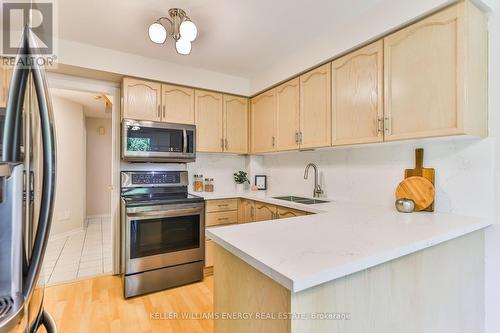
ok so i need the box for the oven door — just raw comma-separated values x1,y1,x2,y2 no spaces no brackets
122,119,196,162
124,202,204,274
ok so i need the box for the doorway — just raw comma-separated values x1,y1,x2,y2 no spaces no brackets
44,87,114,285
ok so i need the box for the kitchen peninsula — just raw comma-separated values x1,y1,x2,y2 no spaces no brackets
206,196,490,333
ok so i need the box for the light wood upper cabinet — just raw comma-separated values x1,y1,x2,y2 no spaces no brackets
223,95,248,154
276,78,300,151
195,90,223,152
238,199,255,223
383,1,487,141
331,41,384,146
254,202,277,222
299,63,332,149
0,61,12,108
161,84,194,124
251,89,276,153
122,78,161,121
277,207,307,219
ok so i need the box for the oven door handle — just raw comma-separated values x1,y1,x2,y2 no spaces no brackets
126,207,202,219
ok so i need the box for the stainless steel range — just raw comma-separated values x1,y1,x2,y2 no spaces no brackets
120,170,205,298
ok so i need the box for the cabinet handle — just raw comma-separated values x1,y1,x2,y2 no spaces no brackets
157,105,161,118
221,138,224,150
162,105,166,119
299,132,303,144
295,132,299,144
217,217,229,221
217,204,229,207
251,206,255,217
384,115,392,135
224,138,228,150
272,136,276,148
377,116,383,135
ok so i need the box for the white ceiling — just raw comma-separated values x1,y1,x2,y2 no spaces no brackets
58,0,387,79
51,88,112,119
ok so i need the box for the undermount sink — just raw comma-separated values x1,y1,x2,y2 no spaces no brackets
273,196,330,205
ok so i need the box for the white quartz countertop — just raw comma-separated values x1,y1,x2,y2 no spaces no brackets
201,191,492,293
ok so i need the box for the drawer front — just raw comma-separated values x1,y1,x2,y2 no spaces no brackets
205,240,214,267
206,210,238,226
206,199,238,212
277,207,307,218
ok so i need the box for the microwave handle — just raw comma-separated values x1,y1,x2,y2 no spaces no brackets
183,128,188,153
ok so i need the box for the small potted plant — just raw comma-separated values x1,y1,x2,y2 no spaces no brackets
233,171,250,193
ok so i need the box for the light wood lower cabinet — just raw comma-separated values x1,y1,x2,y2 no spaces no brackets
238,199,256,223
122,78,161,121
383,1,487,140
206,211,238,227
277,207,307,218
299,63,331,149
206,199,239,212
223,95,248,154
205,239,214,268
331,41,384,146
251,89,276,153
161,84,195,124
254,203,277,222
195,90,223,152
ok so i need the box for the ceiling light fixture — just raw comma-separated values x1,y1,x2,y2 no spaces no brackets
148,8,198,55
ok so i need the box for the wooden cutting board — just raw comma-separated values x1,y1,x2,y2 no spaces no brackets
404,148,435,211
395,176,435,211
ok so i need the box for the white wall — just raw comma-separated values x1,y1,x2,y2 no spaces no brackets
252,138,494,217
51,96,86,235
187,153,248,193
85,117,112,217
485,1,500,332
121,153,247,194
57,39,250,96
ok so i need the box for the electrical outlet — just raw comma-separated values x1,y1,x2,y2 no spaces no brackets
58,210,70,221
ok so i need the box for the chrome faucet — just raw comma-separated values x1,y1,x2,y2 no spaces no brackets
304,163,324,198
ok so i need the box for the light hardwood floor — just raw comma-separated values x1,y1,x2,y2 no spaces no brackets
43,275,213,333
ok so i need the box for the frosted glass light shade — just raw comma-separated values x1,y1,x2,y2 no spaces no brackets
148,22,167,44
179,20,197,42
175,38,192,55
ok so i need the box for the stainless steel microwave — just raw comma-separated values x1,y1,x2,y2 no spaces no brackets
122,119,196,163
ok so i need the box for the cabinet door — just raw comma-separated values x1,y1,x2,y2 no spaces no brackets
250,90,276,153
276,78,300,151
277,207,307,219
195,90,223,152
299,64,331,148
238,199,255,223
254,202,277,222
161,84,195,124
0,61,12,108
122,78,161,121
384,5,463,141
205,240,214,267
223,95,248,154
332,41,383,146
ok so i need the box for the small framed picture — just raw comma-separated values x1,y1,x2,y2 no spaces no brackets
255,175,267,190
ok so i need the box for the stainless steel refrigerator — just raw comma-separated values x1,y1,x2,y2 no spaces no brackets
0,28,57,332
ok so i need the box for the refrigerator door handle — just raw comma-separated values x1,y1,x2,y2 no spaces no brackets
1,33,29,162
19,27,57,300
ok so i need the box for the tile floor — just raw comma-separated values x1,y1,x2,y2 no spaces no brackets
44,216,112,285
